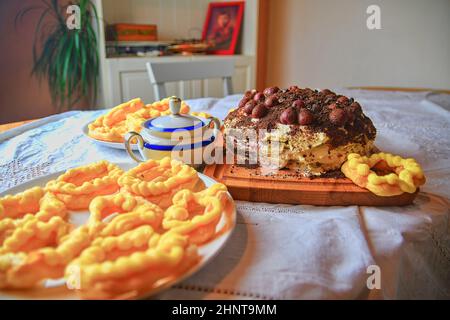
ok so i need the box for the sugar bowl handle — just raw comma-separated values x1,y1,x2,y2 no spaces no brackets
209,117,221,137
124,132,145,163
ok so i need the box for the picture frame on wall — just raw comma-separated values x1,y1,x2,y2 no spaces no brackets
202,1,245,55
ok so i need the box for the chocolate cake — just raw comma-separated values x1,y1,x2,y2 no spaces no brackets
223,86,377,176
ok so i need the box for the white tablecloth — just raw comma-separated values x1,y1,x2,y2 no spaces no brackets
0,90,449,299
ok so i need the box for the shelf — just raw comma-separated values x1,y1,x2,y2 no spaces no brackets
94,0,260,107
105,40,172,47
105,54,253,61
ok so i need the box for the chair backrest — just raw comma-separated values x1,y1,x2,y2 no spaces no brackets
146,58,235,100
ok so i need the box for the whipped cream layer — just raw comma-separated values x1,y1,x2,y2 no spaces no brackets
260,123,374,175
224,123,374,176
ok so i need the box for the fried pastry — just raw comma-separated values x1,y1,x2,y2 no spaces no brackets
0,187,73,288
125,98,190,132
88,118,129,143
67,226,198,299
118,158,203,209
0,226,91,289
0,216,70,255
46,161,124,210
341,152,426,196
87,192,163,236
88,97,191,143
0,158,231,297
88,98,144,142
0,187,66,221
163,184,231,245
0,216,73,288
0,188,67,249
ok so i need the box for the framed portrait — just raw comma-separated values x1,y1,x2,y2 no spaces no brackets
202,1,245,55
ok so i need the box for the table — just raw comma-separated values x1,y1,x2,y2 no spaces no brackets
0,120,35,133
0,90,449,299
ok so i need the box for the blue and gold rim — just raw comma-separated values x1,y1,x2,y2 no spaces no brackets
144,118,205,132
144,136,216,151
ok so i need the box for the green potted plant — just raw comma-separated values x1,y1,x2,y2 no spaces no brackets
16,0,100,111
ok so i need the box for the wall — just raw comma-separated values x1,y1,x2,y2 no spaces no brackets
102,0,211,40
266,0,450,90
0,0,55,124
101,0,257,56
98,0,258,106
0,0,90,124
0,0,258,123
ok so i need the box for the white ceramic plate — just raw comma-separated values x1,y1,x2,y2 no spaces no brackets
82,122,139,151
0,163,236,300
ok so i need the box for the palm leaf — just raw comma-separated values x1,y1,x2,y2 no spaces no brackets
16,0,100,110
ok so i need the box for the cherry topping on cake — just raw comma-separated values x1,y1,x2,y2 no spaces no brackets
321,89,334,95
298,109,314,125
280,107,298,125
311,103,323,113
253,92,265,102
329,108,347,126
349,102,361,112
244,90,255,99
264,96,279,108
328,103,337,110
346,110,356,122
238,98,249,108
263,86,280,96
243,101,256,114
252,104,269,118
337,96,349,104
324,95,335,104
292,99,305,110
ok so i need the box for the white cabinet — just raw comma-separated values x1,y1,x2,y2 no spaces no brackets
104,55,255,107
93,0,260,108
120,71,153,103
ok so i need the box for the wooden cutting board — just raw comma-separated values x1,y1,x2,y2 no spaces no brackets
203,164,417,206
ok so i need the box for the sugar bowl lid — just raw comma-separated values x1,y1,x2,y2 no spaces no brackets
143,96,205,133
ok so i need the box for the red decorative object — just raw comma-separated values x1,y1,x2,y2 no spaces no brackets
202,2,245,55
111,24,158,42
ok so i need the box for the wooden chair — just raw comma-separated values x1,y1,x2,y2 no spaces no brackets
146,58,235,101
